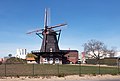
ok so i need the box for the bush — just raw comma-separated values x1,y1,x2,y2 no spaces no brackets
92,73,96,76
111,73,117,76
58,73,65,77
5,57,27,64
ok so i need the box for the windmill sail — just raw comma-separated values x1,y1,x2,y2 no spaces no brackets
44,8,48,29
27,8,67,52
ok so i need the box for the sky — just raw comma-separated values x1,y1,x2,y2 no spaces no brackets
0,0,120,57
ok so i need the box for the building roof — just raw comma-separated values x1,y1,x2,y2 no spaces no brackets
60,50,78,52
26,57,35,61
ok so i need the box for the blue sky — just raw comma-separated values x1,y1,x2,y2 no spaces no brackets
0,0,120,57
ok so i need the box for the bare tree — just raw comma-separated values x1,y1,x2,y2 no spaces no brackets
107,47,116,57
83,39,116,74
83,39,115,60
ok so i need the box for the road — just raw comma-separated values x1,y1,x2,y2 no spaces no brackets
0,78,120,81
52,79,120,81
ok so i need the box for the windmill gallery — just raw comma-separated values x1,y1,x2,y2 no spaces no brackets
27,9,78,64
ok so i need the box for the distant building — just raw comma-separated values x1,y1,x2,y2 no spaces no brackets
15,49,27,59
2,57,9,63
0,58,3,64
26,57,37,64
62,50,78,64
81,52,86,63
0,58,3,61
114,52,120,57
85,51,112,59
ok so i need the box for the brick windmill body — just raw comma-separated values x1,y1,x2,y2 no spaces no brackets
27,9,67,64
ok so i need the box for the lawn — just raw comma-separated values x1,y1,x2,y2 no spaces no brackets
0,64,119,76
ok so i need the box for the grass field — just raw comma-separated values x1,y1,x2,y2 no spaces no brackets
0,64,119,76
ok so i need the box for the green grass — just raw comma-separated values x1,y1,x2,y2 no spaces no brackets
0,64,119,76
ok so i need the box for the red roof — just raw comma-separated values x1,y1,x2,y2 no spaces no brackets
26,57,35,61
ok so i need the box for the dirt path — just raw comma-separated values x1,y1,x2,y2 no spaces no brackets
0,75,120,81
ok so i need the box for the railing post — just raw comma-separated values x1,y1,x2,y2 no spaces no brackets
33,64,34,76
79,62,81,76
118,58,119,74
5,63,6,76
99,63,100,74
98,59,100,74
57,64,59,76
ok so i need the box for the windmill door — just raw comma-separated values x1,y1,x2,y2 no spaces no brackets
49,58,53,64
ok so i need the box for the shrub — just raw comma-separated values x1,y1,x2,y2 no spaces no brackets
58,73,65,77
5,57,27,64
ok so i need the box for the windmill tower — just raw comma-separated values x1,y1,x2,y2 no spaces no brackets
27,8,67,64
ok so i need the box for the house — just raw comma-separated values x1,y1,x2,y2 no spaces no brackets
61,50,78,64
0,58,3,64
81,52,86,63
26,57,37,64
114,52,120,57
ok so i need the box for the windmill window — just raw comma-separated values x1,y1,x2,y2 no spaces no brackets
44,58,48,62
55,58,59,62
55,58,59,63
50,58,53,61
50,48,53,52
46,40,48,43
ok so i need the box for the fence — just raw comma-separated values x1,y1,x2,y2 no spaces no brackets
0,64,120,76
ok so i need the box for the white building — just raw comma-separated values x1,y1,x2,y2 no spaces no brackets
15,49,27,59
86,51,111,59
114,52,120,57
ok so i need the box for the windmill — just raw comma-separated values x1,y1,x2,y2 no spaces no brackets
27,8,67,64
27,8,67,52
